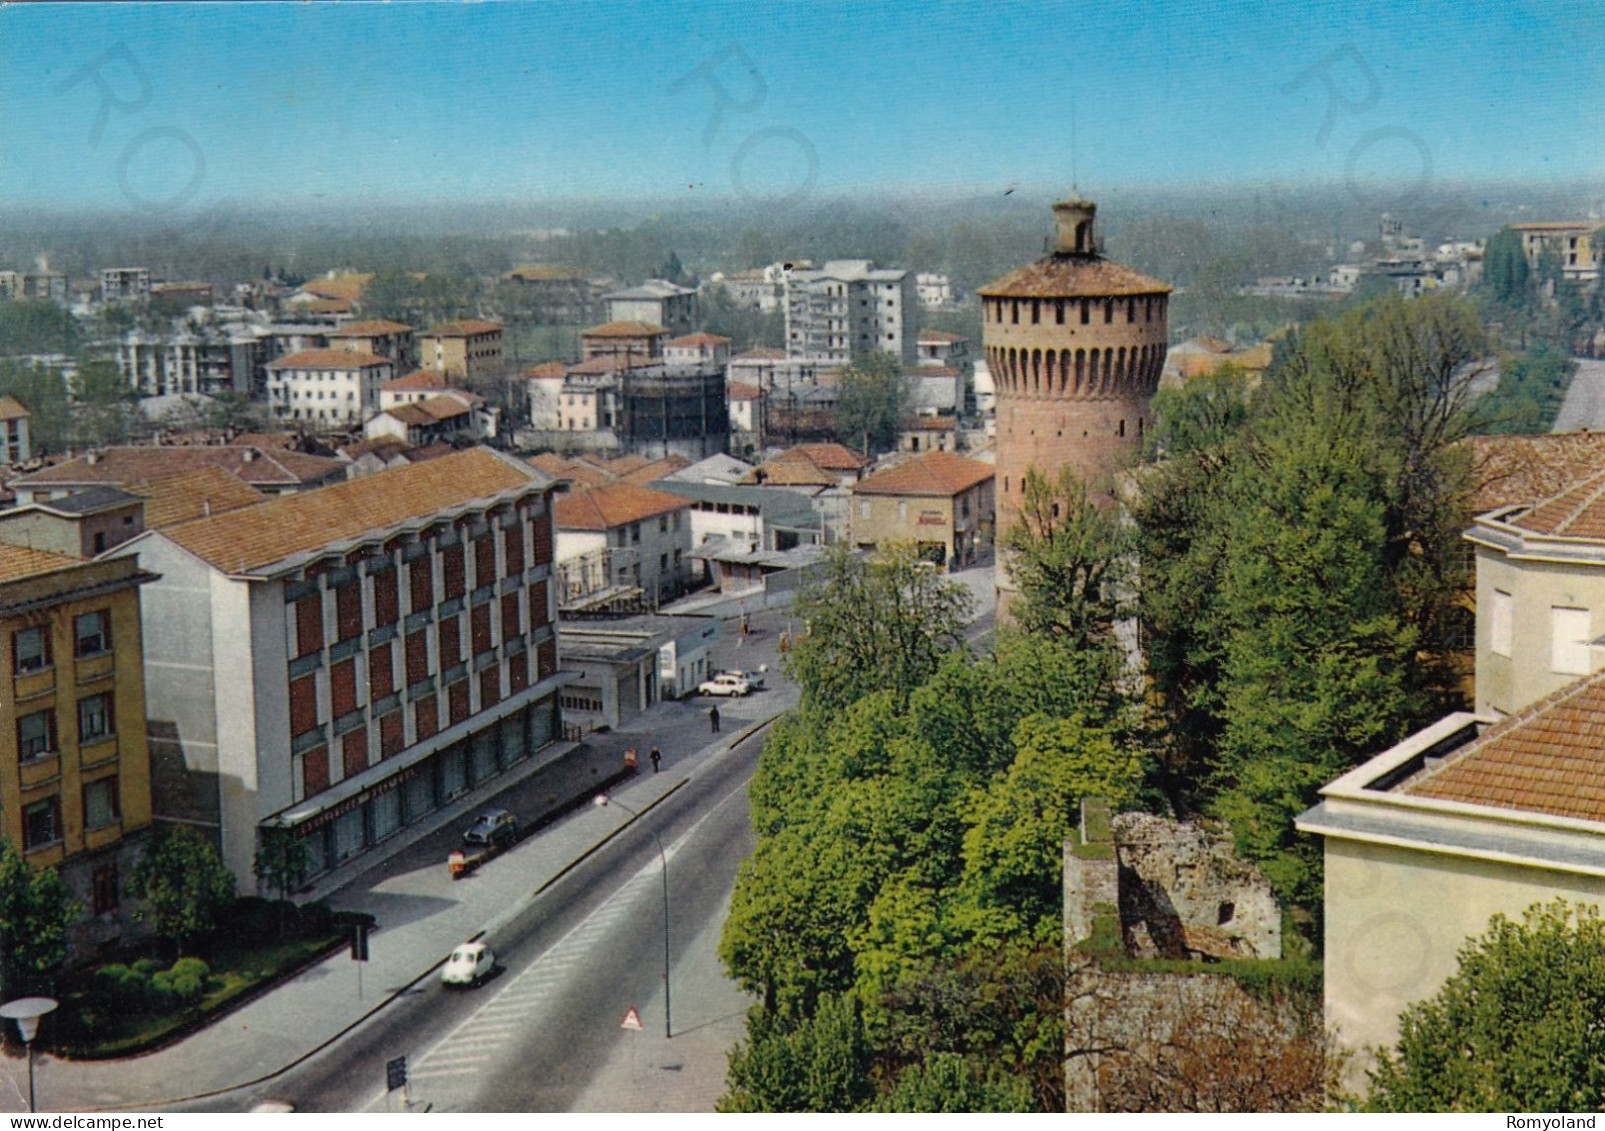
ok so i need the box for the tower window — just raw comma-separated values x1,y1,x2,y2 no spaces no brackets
1104,299,1114,324
1055,299,1065,324
1080,300,1090,325
1031,301,1040,324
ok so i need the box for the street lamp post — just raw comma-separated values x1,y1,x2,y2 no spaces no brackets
1,996,58,1113
593,794,671,1039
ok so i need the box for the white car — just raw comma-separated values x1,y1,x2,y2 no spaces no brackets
719,667,766,690
441,942,495,987
698,672,751,697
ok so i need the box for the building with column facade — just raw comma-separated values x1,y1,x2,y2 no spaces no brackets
979,196,1170,608
110,448,563,889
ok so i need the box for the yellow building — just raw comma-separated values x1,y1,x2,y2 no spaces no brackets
0,545,157,951
417,320,505,382
1511,221,1599,283
849,450,995,568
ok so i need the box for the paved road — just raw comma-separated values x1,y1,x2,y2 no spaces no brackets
249,729,759,1113
1551,358,1605,432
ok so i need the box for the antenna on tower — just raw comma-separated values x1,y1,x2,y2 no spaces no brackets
1070,85,1079,194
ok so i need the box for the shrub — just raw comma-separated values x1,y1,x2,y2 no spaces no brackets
170,957,210,982
131,957,162,976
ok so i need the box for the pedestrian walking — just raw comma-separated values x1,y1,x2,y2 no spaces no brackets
624,746,638,770
650,745,662,773
709,705,721,733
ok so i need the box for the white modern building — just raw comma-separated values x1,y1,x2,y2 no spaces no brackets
603,280,698,337
266,348,394,428
783,259,919,366
107,448,564,888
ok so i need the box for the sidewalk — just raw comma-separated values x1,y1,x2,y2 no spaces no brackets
0,655,790,1114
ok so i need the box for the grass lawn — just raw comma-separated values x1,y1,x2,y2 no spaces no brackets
52,901,370,1060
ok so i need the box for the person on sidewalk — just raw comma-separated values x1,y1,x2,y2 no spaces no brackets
650,745,662,772
709,705,721,733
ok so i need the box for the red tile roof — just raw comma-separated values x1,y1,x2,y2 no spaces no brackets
917,330,967,343
0,543,86,584
618,455,692,485
162,448,545,574
0,396,30,420
14,445,342,491
527,453,612,489
785,442,870,471
381,370,452,392
524,361,569,379
582,320,667,338
733,347,787,361
979,254,1172,299
554,483,689,530
128,465,264,528
855,451,994,497
667,332,731,347
727,381,764,401
423,320,502,337
417,396,472,421
268,348,389,370
1463,432,1605,515
327,319,412,337
297,273,372,301
1405,668,1605,823
1511,467,1605,540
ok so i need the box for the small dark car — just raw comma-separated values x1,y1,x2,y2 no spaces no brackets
463,808,518,849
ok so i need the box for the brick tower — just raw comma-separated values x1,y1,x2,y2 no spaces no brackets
980,196,1170,609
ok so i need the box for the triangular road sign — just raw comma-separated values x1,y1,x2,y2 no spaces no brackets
620,1006,644,1031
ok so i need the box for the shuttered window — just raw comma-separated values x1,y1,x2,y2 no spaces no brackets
289,675,319,736
295,594,323,657
330,658,358,718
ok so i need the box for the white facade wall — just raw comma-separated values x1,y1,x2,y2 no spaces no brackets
268,362,391,426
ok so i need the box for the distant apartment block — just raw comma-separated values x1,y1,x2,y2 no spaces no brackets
100,268,152,305
582,320,667,362
603,280,698,337
0,396,32,464
916,272,955,307
327,319,417,373
916,330,970,370
117,328,268,398
503,264,603,324
108,448,563,888
417,320,504,381
1511,221,1600,283
266,348,394,428
784,259,918,366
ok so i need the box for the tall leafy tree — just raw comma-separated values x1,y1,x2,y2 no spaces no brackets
128,827,237,956
1480,227,1529,310
0,840,79,995
784,543,973,714
1368,901,1605,1112
833,352,912,457
1001,466,1129,650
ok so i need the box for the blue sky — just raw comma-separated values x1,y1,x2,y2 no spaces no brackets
1,1,1599,210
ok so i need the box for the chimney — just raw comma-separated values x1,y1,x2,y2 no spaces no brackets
86,450,99,466
1051,196,1098,257
242,447,258,463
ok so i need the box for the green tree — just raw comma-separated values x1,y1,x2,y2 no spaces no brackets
253,826,312,938
872,1053,1035,1112
833,352,912,456
0,840,79,995
128,827,237,956
1368,901,1605,1112
1001,466,1129,649
784,543,973,714
719,995,874,1113
1481,227,1530,309
955,713,1143,942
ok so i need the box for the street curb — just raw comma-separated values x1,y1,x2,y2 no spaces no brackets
78,711,785,1113
79,779,696,1113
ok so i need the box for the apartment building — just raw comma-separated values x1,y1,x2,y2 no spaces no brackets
417,320,505,382
849,450,995,568
0,396,31,464
554,484,692,611
327,319,417,373
109,448,563,888
0,544,157,951
265,348,395,428
783,259,919,366
100,268,152,305
603,280,698,337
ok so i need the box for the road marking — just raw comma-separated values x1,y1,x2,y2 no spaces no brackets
364,763,756,1111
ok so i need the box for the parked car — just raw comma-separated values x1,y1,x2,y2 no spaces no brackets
698,672,751,697
718,666,766,690
463,808,518,849
441,942,496,987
